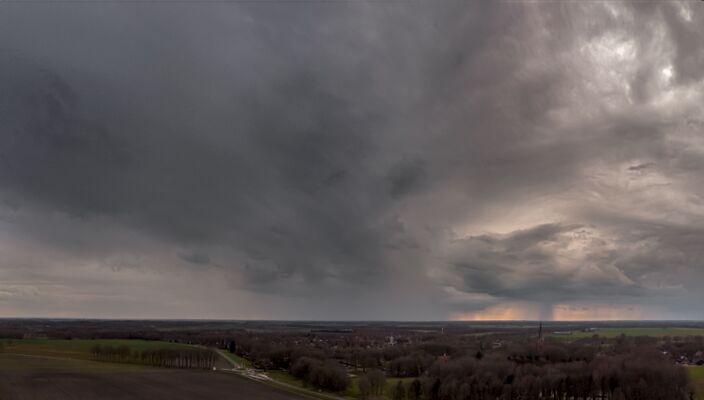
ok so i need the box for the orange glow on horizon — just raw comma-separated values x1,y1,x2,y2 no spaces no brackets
451,303,542,321
451,303,650,321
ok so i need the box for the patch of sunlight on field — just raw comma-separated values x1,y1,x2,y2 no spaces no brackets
343,375,416,399
265,370,417,400
221,351,254,368
689,366,704,400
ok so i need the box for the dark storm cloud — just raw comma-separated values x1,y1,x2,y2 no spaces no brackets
387,158,427,199
0,3,417,302
0,59,133,216
179,250,211,266
0,55,396,285
0,1,703,319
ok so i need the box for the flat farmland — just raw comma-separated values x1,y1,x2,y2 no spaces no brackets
0,354,307,400
548,327,704,340
4,339,192,360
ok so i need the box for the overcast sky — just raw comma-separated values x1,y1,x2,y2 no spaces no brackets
0,1,703,320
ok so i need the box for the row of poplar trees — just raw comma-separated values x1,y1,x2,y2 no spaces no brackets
90,344,216,369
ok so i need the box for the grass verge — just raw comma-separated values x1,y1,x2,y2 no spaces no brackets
220,351,254,368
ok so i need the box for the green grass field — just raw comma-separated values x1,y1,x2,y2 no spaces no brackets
344,376,415,398
265,370,415,400
548,327,704,340
2,338,191,361
690,366,704,400
262,370,350,400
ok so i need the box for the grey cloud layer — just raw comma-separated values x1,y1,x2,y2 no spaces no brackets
0,1,702,319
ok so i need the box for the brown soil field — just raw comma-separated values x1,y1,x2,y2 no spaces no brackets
0,354,307,400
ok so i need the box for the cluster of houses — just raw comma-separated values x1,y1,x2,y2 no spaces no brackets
676,350,704,366
384,335,413,346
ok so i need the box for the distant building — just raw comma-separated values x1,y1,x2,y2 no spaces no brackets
395,336,411,345
552,331,573,336
22,333,48,340
536,322,545,348
694,351,703,364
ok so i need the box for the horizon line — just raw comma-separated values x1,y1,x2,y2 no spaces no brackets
1,317,703,323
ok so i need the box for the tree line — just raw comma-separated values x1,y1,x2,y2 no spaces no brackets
290,356,350,391
90,344,216,369
361,346,692,400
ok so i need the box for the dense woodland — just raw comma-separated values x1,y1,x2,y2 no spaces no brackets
229,332,694,400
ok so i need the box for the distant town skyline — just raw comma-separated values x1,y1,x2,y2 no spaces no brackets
0,1,703,320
